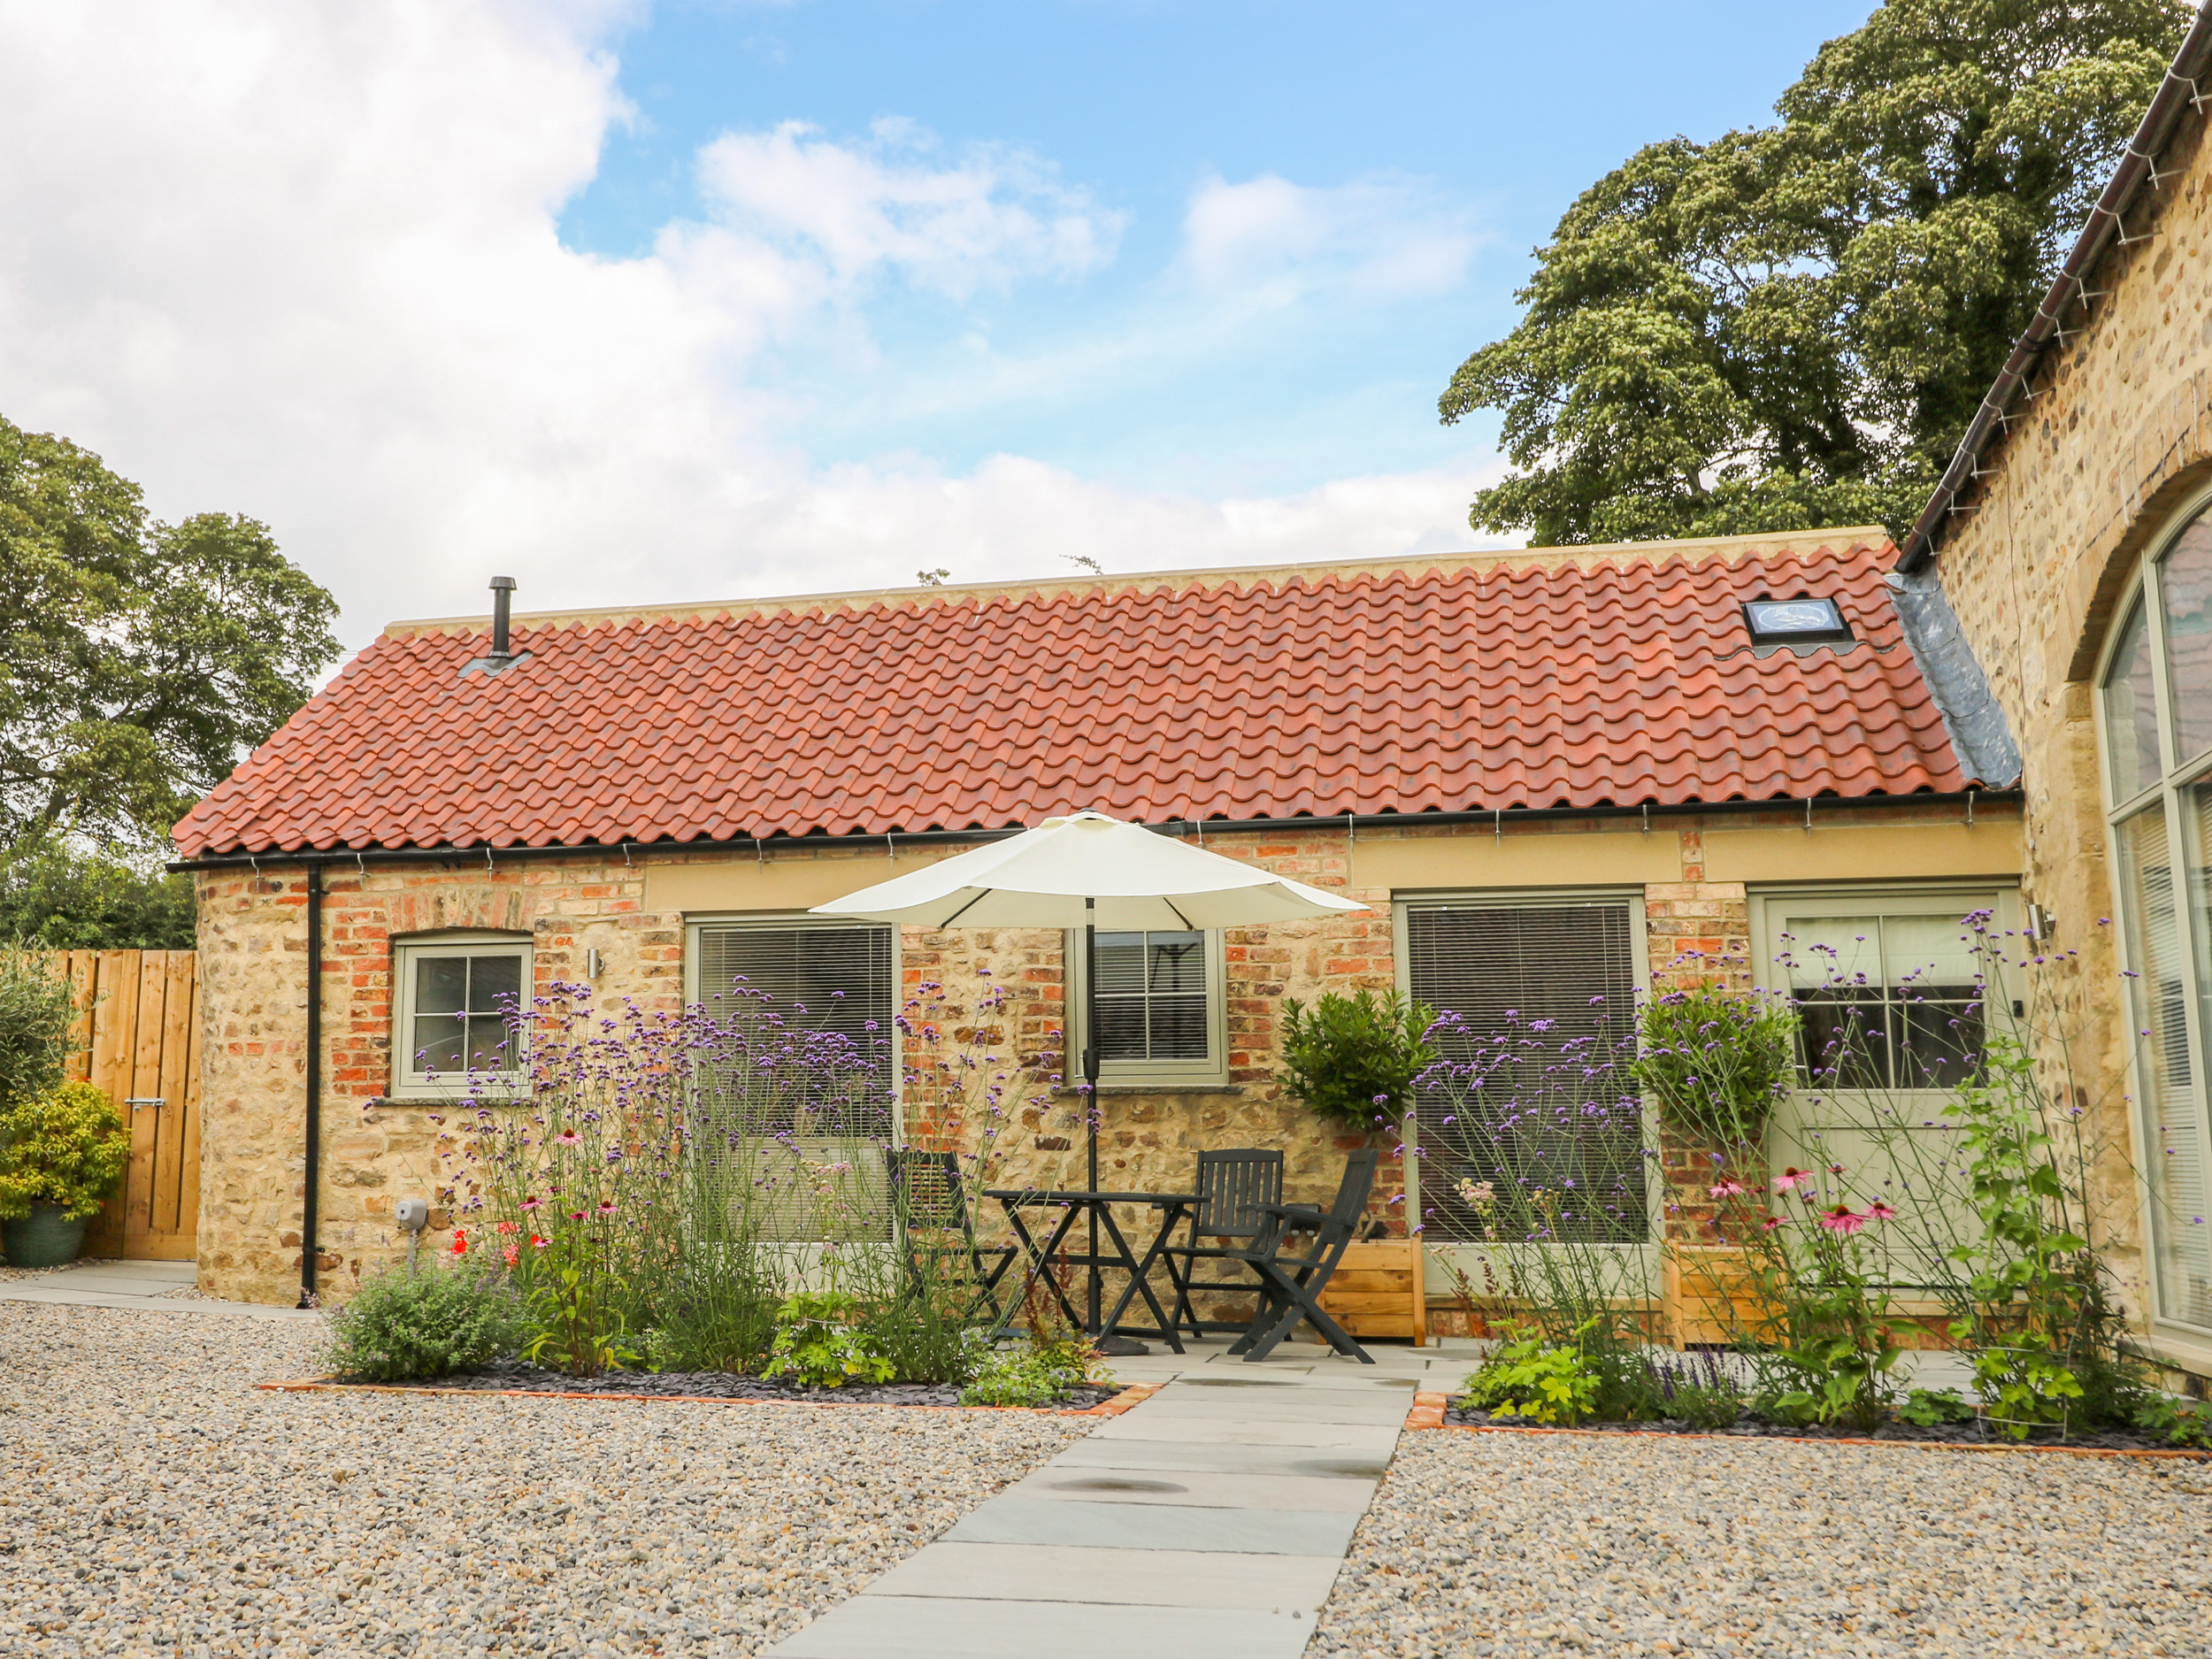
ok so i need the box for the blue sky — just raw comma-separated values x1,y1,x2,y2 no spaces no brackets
3,1,1878,637
558,1,1872,500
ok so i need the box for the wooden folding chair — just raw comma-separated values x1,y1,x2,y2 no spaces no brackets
887,1148,1017,1321
1164,1148,1284,1339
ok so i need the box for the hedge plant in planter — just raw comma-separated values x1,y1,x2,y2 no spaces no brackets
1280,989,1439,1131
1630,987,1796,1153
0,1081,132,1266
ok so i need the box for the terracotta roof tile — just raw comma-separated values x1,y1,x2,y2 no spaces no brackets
173,534,1977,858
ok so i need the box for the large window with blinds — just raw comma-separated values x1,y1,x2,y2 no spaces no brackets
2099,488,2212,1336
1401,896,1647,1245
687,919,898,1240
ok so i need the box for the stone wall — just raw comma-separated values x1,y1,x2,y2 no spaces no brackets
195,806,2017,1310
1917,92,2212,1373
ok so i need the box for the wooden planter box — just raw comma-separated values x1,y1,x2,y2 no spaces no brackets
1316,1239,1426,1346
1663,1246,1775,1347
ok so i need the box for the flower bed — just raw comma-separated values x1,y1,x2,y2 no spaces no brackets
260,1370,1147,1414
1437,1400,2209,1454
382,1359,1118,1409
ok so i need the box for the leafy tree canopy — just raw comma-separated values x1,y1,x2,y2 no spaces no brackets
1441,0,2192,546
0,415,339,849
0,841,196,950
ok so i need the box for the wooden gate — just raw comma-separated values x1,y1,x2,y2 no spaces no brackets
62,950,201,1263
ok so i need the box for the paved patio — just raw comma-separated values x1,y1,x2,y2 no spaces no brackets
769,1335,1463,1659
0,1258,317,1320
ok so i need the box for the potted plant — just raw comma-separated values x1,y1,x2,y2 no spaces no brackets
1631,985,1797,1342
0,1082,132,1266
1280,988,1440,1132
1631,985,1796,1155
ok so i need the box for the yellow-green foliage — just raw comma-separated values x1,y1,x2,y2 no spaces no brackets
0,1081,130,1220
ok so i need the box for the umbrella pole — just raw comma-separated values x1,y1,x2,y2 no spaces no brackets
1083,904,1101,1334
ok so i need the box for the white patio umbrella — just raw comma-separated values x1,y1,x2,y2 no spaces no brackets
810,810,1367,1341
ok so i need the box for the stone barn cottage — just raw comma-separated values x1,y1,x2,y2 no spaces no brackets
1891,7,2212,1387
172,528,2022,1325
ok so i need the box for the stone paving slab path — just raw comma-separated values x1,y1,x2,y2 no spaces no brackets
767,1335,1445,1659
0,1258,318,1320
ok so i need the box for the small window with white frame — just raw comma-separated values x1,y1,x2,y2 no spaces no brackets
389,933,532,1096
1070,928,1228,1087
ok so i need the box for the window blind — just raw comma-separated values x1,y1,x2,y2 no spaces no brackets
1404,900,1646,1244
691,924,897,1240
693,924,895,1050
1094,930,1209,1061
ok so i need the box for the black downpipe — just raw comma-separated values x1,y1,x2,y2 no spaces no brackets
300,864,323,1308
1083,901,1100,1333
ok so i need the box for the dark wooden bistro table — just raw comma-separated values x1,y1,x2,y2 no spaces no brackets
982,1188,1196,1354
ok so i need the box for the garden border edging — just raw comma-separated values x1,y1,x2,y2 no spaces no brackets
1402,1390,2212,1461
251,1378,1162,1417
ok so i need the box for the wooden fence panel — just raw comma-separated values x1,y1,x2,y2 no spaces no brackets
59,949,200,1263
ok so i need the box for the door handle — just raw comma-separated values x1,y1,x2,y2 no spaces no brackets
126,1097,165,1111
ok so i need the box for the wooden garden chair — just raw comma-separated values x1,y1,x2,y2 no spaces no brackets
1164,1148,1284,1338
887,1148,1018,1321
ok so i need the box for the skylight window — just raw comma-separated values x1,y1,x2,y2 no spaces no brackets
1743,596,1853,647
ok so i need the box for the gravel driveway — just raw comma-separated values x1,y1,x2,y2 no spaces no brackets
0,1302,1085,1657
1312,1430,2212,1658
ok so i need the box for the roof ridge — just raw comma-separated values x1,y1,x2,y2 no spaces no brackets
381,527,1893,640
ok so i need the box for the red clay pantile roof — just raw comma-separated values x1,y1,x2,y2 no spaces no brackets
173,531,1980,858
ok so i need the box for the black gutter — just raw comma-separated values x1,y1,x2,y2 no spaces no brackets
301,864,323,1309
169,787,2020,872
1899,4,2212,572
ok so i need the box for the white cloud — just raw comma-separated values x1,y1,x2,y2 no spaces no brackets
0,0,1498,646
1180,173,1479,301
690,119,1122,300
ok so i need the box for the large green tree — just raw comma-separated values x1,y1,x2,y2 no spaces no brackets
1442,0,2192,546
0,415,339,850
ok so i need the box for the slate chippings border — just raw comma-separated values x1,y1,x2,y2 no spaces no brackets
1402,1389,2212,1461
255,1377,1161,1417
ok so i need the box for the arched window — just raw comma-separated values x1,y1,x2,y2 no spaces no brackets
2101,493,2212,1333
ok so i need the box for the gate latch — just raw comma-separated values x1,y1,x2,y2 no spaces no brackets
125,1097,165,1112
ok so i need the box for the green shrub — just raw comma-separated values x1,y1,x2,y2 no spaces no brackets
0,1080,130,1219
1901,1386,1978,1427
0,842,196,950
760,1292,895,1388
2131,1393,2212,1449
0,944,73,1114
1663,1380,1745,1430
1459,1319,1602,1425
649,1261,780,1375
323,1262,529,1382
1279,989,1438,1129
958,1332,1103,1408
1644,1353,1747,1427
1631,986,1795,1149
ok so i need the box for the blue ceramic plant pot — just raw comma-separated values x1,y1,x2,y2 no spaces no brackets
1,1202,88,1268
